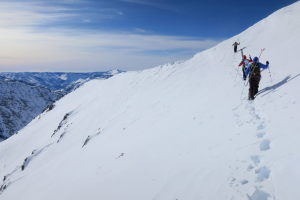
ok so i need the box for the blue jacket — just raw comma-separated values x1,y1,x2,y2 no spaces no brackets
245,62,269,78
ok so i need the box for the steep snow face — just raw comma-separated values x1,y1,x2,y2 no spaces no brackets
1,2,300,200
0,80,59,140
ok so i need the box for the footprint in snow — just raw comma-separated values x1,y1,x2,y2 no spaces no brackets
250,155,261,166
229,178,236,187
247,188,271,200
255,166,271,182
257,123,265,131
247,164,254,171
256,132,266,138
260,139,271,151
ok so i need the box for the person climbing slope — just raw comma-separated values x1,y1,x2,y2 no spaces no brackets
232,41,240,53
245,57,269,100
239,55,252,80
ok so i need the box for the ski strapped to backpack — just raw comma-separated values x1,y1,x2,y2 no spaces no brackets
238,47,246,57
258,48,265,59
241,61,259,99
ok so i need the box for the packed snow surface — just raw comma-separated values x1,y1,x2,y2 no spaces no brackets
1,2,300,200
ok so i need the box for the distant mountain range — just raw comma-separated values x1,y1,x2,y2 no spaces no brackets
0,70,123,94
0,70,123,141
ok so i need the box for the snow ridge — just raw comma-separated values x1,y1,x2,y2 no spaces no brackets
1,2,300,200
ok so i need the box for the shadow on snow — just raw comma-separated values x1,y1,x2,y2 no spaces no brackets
257,73,300,97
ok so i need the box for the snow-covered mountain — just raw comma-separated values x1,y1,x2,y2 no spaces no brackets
0,70,123,141
0,70,123,93
0,79,59,141
1,2,300,200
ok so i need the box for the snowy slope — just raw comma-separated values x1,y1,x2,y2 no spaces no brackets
1,2,300,200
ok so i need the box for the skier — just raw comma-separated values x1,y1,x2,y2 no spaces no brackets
245,57,269,100
239,55,252,80
232,41,240,53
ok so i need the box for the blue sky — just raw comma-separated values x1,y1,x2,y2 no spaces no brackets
0,0,297,72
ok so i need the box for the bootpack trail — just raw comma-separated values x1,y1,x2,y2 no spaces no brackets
1,2,300,200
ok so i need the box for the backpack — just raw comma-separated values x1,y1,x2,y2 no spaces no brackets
249,63,261,78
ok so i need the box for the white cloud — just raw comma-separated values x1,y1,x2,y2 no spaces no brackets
0,27,221,71
0,1,78,27
0,1,222,72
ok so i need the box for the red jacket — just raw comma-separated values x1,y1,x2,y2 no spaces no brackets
239,56,252,67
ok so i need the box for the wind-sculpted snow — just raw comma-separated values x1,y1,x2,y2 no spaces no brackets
1,2,300,200
0,143,53,194
51,112,71,138
82,128,102,148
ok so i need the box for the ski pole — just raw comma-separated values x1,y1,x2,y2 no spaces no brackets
240,79,249,100
268,67,273,83
240,71,250,100
240,80,246,99
235,65,239,81
259,48,272,83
